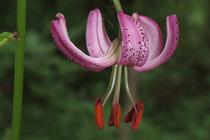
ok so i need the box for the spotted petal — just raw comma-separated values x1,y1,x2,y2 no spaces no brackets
117,12,149,67
86,9,111,57
51,13,118,71
132,13,163,60
133,15,179,72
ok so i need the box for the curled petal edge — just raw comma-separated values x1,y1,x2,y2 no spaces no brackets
133,15,179,72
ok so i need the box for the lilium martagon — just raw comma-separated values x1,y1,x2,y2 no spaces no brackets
51,9,179,130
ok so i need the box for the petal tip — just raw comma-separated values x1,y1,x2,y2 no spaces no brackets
89,8,101,16
167,14,178,22
56,13,64,19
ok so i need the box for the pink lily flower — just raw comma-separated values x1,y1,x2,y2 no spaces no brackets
51,9,179,72
51,9,179,130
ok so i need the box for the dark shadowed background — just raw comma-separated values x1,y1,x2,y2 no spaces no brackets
1,0,210,140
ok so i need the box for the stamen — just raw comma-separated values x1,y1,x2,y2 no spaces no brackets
95,98,104,129
131,101,144,131
102,65,118,106
124,101,144,130
113,103,121,128
108,65,123,128
124,66,137,112
108,102,121,128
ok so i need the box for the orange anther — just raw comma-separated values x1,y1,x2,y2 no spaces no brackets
131,102,144,131
114,103,121,128
95,98,104,129
124,101,144,131
109,103,121,128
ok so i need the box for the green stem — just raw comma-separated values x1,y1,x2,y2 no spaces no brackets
11,0,26,139
112,0,123,12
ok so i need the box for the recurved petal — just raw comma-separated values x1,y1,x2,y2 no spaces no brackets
117,12,149,67
133,15,179,72
132,13,163,60
86,9,111,57
51,13,117,71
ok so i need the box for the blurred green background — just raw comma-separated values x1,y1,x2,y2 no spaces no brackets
1,0,210,140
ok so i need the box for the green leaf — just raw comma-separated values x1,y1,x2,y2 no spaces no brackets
0,32,17,48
